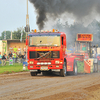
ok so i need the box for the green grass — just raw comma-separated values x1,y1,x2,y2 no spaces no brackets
0,63,29,74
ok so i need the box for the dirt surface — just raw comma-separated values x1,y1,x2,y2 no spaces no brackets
0,71,100,100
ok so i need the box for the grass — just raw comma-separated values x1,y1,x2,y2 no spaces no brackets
0,62,29,74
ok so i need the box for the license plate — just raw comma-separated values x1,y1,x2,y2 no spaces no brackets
41,66,48,70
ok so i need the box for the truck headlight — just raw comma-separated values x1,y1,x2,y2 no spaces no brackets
44,62,48,65
48,62,51,65
30,61,34,64
37,62,40,65
55,61,59,64
41,62,44,65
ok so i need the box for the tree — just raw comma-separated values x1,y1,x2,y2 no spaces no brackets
12,27,26,39
1,31,11,40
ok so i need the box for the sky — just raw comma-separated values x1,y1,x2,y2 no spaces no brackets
0,0,38,36
1,0,99,36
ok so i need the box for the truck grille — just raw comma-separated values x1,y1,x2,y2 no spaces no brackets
29,51,60,59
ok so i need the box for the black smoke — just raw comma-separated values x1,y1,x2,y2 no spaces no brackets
29,0,100,30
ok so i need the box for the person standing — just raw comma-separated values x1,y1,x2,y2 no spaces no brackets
0,52,2,65
18,46,21,54
8,51,12,59
24,46,26,54
13,52,16,63
9,51,13,65
14,46,17,53
9,46,13,53
2,54,7,66
18,53,21,63
21,53,25,63
16,52,18,63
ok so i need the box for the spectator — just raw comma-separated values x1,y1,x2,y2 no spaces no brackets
14,46,17,53
21,53,25,63
9,46,13,53
24,46,26,54
2,54,7,66
8,51,12,59
18,46,21,54
18,53,22,63
0,52,2,65
16,52,18,62
13,52,16,63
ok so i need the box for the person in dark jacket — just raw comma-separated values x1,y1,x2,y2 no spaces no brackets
18,53,22,63
2,54,7,66
0,52,2,65
21,53,25,63
8,51,12,58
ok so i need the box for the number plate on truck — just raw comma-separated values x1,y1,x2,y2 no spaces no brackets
41,66,48,70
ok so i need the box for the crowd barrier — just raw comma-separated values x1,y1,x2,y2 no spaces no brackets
0,58,27,67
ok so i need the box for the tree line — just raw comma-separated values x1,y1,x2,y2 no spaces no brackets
0,19,100,48
0,27,26,40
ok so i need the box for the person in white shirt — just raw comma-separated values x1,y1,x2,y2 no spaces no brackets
9,46,13,53
18,46,21,54
24,46,26,54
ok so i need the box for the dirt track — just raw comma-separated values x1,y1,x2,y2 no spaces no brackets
0,71,100,100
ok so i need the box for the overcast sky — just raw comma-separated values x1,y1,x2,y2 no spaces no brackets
0,0,38,35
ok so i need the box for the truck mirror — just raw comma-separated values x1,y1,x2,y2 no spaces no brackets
26,39,28,45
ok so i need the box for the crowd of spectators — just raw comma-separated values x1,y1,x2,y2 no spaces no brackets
0,46,26,66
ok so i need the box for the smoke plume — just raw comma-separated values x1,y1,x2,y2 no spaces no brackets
29,0,100,30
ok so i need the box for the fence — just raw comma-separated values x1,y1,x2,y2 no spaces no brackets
1,49,27,66
0,58,28,74
0,58,27,67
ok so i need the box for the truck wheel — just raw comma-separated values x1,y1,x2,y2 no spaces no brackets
60,61,66,77
30,72,37,76
97,62,98,72
93,63,95,72
94,62,98,73
73,60,77,75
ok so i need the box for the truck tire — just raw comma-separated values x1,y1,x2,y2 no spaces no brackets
30,72,37,76
97,62,98,72
73,60,77,75
93,63,95,72
60,61,66,77
93,62,98,73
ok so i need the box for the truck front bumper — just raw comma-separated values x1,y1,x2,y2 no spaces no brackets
28,64,63,71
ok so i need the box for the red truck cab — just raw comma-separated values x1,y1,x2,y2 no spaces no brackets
26,29,67,76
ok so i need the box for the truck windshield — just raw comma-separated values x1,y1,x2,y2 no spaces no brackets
29,36,60,47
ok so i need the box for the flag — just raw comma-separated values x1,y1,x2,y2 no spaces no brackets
20,32,23,42
4,31,6,39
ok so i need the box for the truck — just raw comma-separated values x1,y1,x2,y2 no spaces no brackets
26,29,78,76
26,30,98,76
